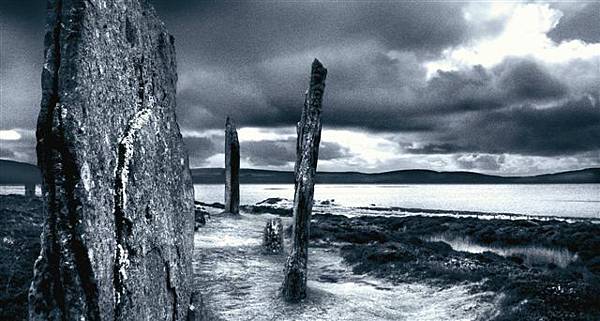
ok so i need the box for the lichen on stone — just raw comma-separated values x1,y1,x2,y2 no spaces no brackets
115,108,153,210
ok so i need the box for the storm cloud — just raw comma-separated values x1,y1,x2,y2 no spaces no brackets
454,154,506,171
548,2,600,44
1,1,599,174
243,139,352,167
182,136,220,167
405,95,600,157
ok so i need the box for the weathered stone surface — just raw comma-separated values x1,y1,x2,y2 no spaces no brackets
223,117,240,215
263,218,284,254
30,1,195,320
282,59,327,302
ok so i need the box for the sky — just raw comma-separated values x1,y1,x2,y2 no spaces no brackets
0,0,599,175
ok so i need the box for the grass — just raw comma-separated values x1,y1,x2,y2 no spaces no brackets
426,234,578,268
307,213,600,321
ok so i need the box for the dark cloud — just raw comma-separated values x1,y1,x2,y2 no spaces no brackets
548,3,600,43
421,58,569,116
0,2,44,129
0,2,582,133
406,143,466,154
497,59,568,100
454,154,505,171
342,2,469,54
474,97,600,156
183,134,352,168
0,0,45,27
422,65,503,114
150,0,473,66
1,1,599,172
0,147,16,159
319,142,354,161
177,52,576,134
244,140,294,167
243,138,351,167
182,136,220,167
148,0,503,134
175,45,429,131
405,95,600,157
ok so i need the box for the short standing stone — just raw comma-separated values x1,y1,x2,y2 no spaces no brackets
223,117,240,215
29,1,196,320
194,208,208,230
263,218,284,254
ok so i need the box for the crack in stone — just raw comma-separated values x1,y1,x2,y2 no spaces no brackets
165,262,178,321
30,1,101,320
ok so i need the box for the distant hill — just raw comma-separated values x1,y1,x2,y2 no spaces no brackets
192,167,600,184
1,159,598,185
0,159,41,185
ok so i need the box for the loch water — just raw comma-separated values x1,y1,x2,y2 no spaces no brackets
194,184,600,219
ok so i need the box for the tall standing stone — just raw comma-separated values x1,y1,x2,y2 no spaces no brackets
223,117,240,215
29,1,196,320
282,59,327,302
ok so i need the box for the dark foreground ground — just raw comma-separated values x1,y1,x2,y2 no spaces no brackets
2,195,599,320
307,213,600,321
0,195,43,320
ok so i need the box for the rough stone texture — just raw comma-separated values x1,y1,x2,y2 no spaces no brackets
0,195,44,321
282,59,327,302
223,117,240,215
29,1,195,320
263,218,284,254
187,292,216,321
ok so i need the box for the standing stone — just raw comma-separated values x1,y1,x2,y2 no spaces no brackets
223,117,240,215
29,1,196,320
282,59,327,302
194,208,208,230
263,218,284,254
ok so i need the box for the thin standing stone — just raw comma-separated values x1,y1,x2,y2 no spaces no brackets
223,117,240,215
282,59,327,302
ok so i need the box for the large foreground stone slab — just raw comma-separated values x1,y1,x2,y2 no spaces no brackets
30,1,195,320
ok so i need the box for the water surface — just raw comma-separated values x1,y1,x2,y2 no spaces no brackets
2,184,597,218
194,184,600,219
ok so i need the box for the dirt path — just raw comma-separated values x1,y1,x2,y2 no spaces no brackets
193,213,497,321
